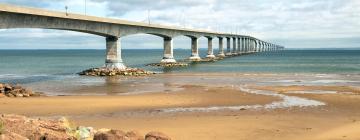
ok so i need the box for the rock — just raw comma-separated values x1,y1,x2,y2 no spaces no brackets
4,84,12,92
13,85,22,90
0,84,4,93
146,62,188,67
22,93,30,98
15,94,23,98
94,129,127,140
29,92,43,97
1,114,169,140
0,114,75,139
0,83,41,98
76,126,94,140
126,131,144,140
6,93,14,98
78,67,155,77
0,131,28,140
0,94,6,98
145,131,171,140
240,108,247,111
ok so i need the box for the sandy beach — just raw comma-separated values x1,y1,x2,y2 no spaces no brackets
1,74,360,140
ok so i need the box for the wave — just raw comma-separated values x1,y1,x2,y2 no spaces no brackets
0,74,58,84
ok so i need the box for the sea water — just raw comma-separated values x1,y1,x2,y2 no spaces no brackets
0,49,359,95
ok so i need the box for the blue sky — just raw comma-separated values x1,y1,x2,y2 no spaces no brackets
0,0,359,49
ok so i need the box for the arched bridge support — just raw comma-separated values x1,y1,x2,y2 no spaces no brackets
160,37,176,63
217,37,225,57
189,37,201,61
105,36,126,70
206,37,215,58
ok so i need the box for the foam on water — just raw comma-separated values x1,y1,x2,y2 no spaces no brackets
0,74,26,78
315,74,336,78
282,90,339,94
309,80,358,84
160,86,325,113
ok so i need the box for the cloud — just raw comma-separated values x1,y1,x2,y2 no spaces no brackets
0,0,360,49
0,0,55,7
93,0,209,16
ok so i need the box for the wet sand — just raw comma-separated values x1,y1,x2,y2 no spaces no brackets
1,74,360,139
0,85,279,116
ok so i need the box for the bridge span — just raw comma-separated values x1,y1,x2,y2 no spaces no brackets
0,4,284,70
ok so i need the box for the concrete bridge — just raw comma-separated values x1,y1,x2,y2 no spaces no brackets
0,4,285,70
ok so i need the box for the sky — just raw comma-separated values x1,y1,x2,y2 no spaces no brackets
0,0,359,49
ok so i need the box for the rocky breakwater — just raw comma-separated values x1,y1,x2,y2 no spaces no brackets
0,114,171,140
193,57,223,63
0,83,43,98
79,67,156,77
146,62,188,67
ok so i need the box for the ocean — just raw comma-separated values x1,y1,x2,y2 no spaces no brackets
0,49,359,95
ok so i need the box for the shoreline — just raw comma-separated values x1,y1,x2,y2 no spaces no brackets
12,72,359,97
0,73,360,139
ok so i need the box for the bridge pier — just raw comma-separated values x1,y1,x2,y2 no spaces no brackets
255,40,259,52
244,38,248,53
237,38,241,55
258,41,261,52
255,40,258,52
206,37,215,58
241,38,245,54
262,42,265,52
225,37,232,56
249,39,252,53
161,37,176,63
189,37,201,61
251,39,255,53
217,37,225,57
232,37,237,55
105,36,126,70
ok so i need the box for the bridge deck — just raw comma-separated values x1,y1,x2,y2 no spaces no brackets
0,3,222,35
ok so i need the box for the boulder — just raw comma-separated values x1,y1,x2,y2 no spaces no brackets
6,93,14,98
94,129,127,140
147,62,188,67
4,84,12,92
0,114,75,140
0,84,41,98
0,84,4,93
145,131,171,140
22,93,30,98
79,67,154,77
0,131,28,140
126,131,144,140
14,94,23,98
13,85,22,90
76,126,94,140
29,92,43,97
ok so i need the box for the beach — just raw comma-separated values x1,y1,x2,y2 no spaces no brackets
1,73,360,140
1,49,360,139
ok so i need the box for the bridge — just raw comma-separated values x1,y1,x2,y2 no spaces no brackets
0,4,284,70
